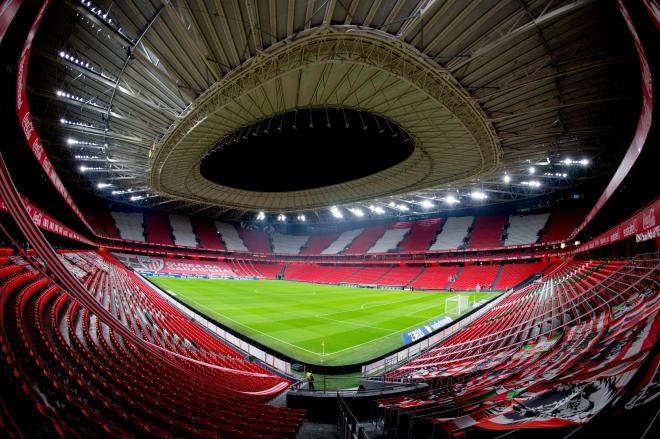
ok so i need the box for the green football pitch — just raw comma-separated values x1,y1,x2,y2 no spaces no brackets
148,278,498,366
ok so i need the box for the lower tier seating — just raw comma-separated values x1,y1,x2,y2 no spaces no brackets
379,255,659,438
0,248,303,438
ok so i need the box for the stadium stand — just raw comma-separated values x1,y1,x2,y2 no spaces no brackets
270,232,309,255
343,266,392,284
398,218,443,252
468,215,506,248
494,261,548,290
367,223,411,253
93,208,120,238
238,228,272,254
0,249,304,437
376,266,424,287
429,216,473,251
111,212,145,242
451,264,500,290
504,213,550,246
143,212,174,245
300,232,341,255
380,255,658,437
168,214,198,247
344,225,388,254
214,222,248,252
191,218,225,250
321,228,364,254
410,266,460,290
253,263,284,279
540,208,587,243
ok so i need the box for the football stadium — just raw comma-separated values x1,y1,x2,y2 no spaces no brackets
0,1,658,438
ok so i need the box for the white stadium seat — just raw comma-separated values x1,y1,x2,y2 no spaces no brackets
504,213,550,246
270,232,309,254
169,215,198,247
214,221,249,251
367,228,410,253
429,216,473,250
321,228,364,254
111,212,145,241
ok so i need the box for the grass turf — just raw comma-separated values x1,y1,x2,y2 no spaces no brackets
149,278,498,366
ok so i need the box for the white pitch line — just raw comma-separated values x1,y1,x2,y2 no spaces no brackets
315,315,396,333
177,295,322,356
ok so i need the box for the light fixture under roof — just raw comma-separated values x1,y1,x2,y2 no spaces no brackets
256,211,265,221
349,208,365,217
470,191,487,200
419,199,435,209
329,206,343,219
444,195,460,205
297,214,306,222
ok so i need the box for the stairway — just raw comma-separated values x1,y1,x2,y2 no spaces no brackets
406,266,426,288
491,264,504,289
448,266,463,290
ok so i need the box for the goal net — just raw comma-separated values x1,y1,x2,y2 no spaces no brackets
445,295,469,315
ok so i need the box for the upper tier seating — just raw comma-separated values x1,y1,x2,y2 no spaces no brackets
468,215,506,248
451,264,500,290
215,222,248,251
398,218,443,252
376,266,424,287
504,213,550,246
321,228,364,254
270,232,309,254
540,208,586,243
410,265,460,290
494,261,548,289
94,208,121,238
0,250,303,437
429,216,473,251
169,215,198,247
367,224,411,253
191,218,225,250
344,225,388,254
111,212,145,241
143,212,173,245
380,256,658,437
300,232,341,255
238,228,272,254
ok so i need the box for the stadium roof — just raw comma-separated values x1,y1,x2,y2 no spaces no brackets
27,0,639,222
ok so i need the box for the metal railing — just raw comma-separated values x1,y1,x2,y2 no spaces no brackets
337,393,369,439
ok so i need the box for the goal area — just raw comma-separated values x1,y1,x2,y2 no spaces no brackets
444,295,469,315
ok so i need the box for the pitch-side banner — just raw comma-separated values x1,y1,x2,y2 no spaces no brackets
403,316,453,344
577,197,659,252
0,195,93,245
15,0,95,236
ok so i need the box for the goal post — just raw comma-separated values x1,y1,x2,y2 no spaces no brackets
445,295,469,315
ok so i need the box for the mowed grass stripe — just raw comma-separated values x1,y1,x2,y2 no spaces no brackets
149,278,498,365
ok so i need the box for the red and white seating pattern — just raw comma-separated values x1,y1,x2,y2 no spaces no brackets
379,256,659,436
321,228,364,254
504,213,550,246
110,211,145,241
169,214,198,247
270,232,309,255
0,248,304,437
367,223,411,253
429,216,473,251
215,222,248,252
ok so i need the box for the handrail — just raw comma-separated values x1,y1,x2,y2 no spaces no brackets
337,393,369,439
397,260,658,371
